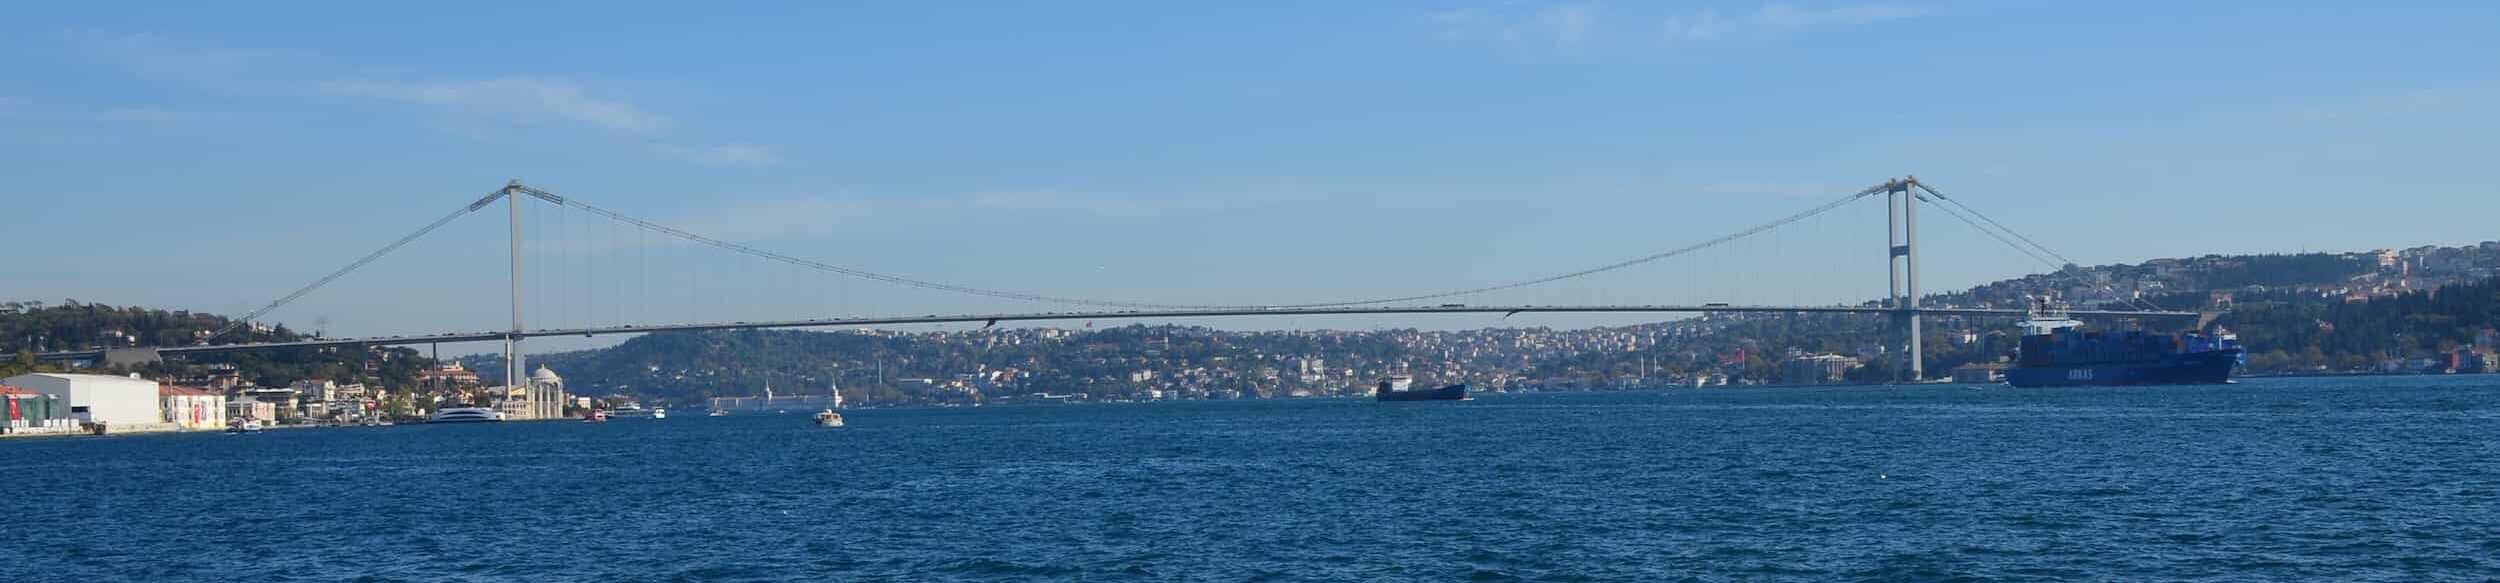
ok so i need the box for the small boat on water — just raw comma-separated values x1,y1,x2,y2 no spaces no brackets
226,419,264,433
814,409,845,427
583,410,610,423
428,407,505,423
1375,375,1468,402
707,409,727,417
609,403,666,420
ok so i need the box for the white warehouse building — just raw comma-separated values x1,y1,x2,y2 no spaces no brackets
3,373,176,432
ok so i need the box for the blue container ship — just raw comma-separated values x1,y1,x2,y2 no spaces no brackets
1374,375,1468,401
2005,300,2243,388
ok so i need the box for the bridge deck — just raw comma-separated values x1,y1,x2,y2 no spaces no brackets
36,304,2198,361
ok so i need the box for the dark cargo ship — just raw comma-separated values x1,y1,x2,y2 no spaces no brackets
1375,375,1468,401
2006,300,2242,388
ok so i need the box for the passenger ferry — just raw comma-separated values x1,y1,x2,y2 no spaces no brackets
609,403,667,420
427,407,506,423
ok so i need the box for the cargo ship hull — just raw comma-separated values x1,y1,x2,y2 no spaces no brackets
1377,384,1468,401
2005,349,2241,388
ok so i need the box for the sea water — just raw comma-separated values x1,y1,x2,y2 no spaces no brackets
6,376,2497,581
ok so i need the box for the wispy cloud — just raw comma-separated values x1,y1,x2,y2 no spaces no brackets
324,76,671,133
1660,9,1729,42
677,196,879,241
53,28,291,86
1754,3,1921,30
51,29,777,168
651,142,781,167
661,185,1310,243
1667,2,1920,42
99,106,181,122
1424,2,1923,53
2245,86,2494,123
1688,180,1837,200
942,190,1169,218
1423,2,1606,50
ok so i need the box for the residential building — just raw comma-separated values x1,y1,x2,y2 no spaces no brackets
232,387,301,421
418,362,483,392
158,385,227,431
226,399,277,423
1781,354,1859,385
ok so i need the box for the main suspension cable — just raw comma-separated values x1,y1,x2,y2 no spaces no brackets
210,191,507,341
524,181,1890,310
1913,182,2161,311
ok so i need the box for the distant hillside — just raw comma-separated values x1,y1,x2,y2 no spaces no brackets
19,242,2500,397
461,242,2500,402
0,301,433,388
2211,277,2500,372
472,324,1440,407
1939,243,2499,311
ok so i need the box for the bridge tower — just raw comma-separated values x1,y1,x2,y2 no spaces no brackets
504,180,527,413
1884,177,1924,381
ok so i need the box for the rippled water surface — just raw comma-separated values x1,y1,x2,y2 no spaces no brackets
9,376,2500,581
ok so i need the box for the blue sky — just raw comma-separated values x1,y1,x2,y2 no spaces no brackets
4,1,2496,347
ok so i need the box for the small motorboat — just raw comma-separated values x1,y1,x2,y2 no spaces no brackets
814,409,845,428
583,410,610,423
226,420,265,434
707,409,727,417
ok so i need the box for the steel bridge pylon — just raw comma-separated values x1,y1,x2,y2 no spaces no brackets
1882,177,1923,382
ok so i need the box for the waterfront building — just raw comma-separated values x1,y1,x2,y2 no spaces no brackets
226,399,277,423
231,387,302,421
495,365,569,420
2,373,174,432
1,384,75,434
158,385,227,431
1781,354,1859,385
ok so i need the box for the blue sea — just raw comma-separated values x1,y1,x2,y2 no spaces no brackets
7,376,2500,581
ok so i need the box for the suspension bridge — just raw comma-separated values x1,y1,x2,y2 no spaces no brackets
39,176,2199,390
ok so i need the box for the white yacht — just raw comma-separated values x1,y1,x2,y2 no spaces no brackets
428,407,506,423
609,403,668,420
815,409,845,428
